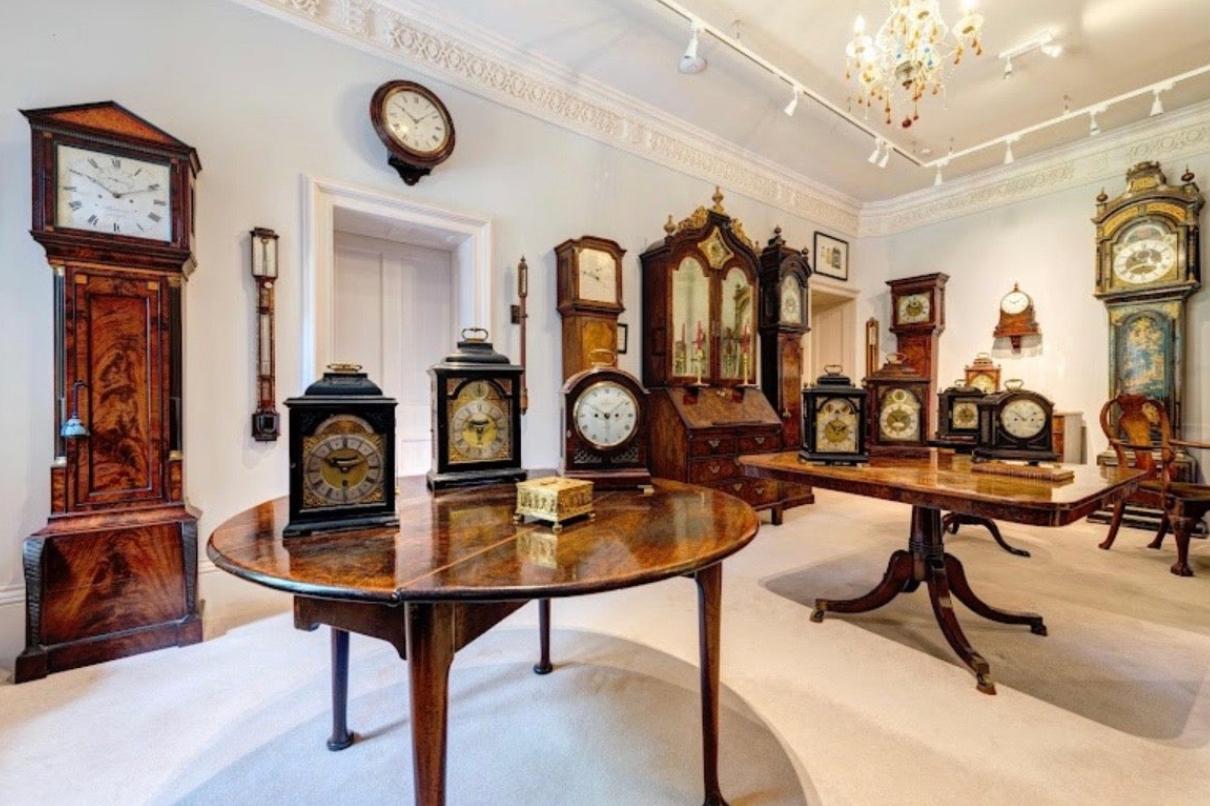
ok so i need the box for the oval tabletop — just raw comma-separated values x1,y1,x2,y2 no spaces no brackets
207,475,759,604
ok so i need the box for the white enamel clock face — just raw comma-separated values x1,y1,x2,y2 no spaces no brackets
573,380,638,449
1000,398,1047,439
780,276,802,324
577,248,618,305
55,144,172,241
382,88,450,156
879,388,920,441
896,293,930,324
1112,220,1178,286
1000,289,1030,315
816,398,857,453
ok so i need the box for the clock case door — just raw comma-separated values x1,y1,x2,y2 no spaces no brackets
758,230,811,448
428,368,527,490
561,366,652,488
284,398,398,536
974,389,1058,463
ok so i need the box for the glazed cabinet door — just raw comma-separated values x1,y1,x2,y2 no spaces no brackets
68,269,167,509
718,265,756,384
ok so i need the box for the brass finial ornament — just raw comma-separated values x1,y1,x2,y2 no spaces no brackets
1096,188,1108,204
1182,166,1196,184
664,214,676,235
711,186,725,213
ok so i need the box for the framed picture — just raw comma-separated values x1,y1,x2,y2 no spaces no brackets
814,232,849,281
617,322,629,355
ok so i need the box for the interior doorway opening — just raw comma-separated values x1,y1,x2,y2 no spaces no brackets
806,283,858,382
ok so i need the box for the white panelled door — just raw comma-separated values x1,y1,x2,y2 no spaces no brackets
334,232,454,475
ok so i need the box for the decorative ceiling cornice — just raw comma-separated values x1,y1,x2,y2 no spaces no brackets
858,99,1210,237
233,0,863,234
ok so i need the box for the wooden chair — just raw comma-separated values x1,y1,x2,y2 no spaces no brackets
1098,394,1210,576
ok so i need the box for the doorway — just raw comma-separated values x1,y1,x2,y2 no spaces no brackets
806,283,858,382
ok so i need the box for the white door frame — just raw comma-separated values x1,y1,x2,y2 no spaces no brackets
300,175,493,382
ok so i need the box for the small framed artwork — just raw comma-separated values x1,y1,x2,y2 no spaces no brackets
814,232,849,281
617,322,629,355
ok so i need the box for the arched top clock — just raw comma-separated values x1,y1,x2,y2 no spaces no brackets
1093,161,1202,302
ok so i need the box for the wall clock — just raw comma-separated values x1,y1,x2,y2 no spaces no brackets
18,101,201,682
801,366,868,465
561,353,652,489
428,329,527,490
963,352,1001,394
974,380,1058,463
284,365,398,536
555,235,625,379
993,283,1041,352
370,79,455,185
865,353,930,457
758,226,811,448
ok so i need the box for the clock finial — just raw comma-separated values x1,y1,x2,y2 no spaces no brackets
711,186,725,213
1182,166,1195,184
1096,188,1108,204
664,214,676,235
768,225,784,247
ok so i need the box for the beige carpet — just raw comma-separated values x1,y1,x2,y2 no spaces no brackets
2,490,1210,805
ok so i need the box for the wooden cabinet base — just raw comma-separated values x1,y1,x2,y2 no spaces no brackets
15,506,203,683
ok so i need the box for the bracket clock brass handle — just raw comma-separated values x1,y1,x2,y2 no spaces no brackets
824,364,844,375
461,327,490,342
1005,378,1025,391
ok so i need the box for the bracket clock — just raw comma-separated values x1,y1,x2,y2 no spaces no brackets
936,380,984,446
17,102,202,682
973,380,1059,464
801,366,868,464
759,226,811,448
561,351,652,489
866,354,931,457
555,236,625,379
887,273,948,437
964,352,1001,394
284,365,398,536
428,328,527,490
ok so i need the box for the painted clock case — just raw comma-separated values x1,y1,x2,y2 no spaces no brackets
17,103,202,682
641,190,812,523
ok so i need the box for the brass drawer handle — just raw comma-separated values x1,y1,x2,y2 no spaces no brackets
731,483,743,493
709,462,721,474
707,439,721,449
753,436,766,445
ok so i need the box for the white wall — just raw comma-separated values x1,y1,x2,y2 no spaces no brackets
857,153,1210,463
0,0,842,664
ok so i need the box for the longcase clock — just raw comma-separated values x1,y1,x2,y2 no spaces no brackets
758,226,811,449
555,236,625,379
887,272,948,437
17,102,202,682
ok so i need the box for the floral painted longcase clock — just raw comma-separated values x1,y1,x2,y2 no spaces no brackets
18,102,202,682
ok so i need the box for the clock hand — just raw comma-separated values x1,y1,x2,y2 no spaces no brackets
326,455,365,473
70,168,120,197
111,186,162,198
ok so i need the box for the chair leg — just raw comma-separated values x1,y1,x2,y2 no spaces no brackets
1171,516,1196,577
1098,501,1126,551
1147,514,1170,550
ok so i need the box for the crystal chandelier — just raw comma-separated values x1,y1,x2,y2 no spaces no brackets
845,0,985,129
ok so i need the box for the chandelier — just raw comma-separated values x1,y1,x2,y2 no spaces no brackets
845,0,985,129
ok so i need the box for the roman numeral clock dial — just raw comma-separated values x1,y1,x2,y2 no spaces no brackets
55,144,172,240
371,80,456,186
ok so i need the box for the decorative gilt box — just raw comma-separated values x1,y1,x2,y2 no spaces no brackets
514,477,595,532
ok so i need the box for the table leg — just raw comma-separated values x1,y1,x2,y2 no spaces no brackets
534,598,553,675
943,555,1046,635
943,512,1031,558
812,550,913,622
327,627,355,751
406,603,456,806
695,563,729,806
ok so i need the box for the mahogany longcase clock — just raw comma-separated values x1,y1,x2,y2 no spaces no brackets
555,236,625,379
758,226,811,449
887,272,948,437
17,102,202,682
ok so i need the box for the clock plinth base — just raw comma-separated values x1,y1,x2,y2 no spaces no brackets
561,468,653,490
869,445,933,459
799,450,868,467
427,467,529,492
283,513,400,538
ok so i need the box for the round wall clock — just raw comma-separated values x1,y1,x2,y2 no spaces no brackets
370,80,455,185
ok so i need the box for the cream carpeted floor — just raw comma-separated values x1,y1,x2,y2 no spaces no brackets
3,489,1210,805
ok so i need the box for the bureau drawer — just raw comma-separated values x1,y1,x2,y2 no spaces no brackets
747,477,781,505
710,478,748,501
689,457,740,484
738,433,781,453
689,435,736,457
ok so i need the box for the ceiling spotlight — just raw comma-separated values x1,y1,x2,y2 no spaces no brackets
1041,43,1063,58
1089,109,1101,136
934,165,944,187
998,31,1061,77
1003,57,1014,80
784,85,800,117
868,138,883,164
1151,87,1167,117
878,142,891,168
1003,139,1015,165
679,21,707,74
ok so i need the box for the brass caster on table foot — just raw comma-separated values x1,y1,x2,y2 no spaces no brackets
327,732,356,752
1030,622,1048,636
976,674,997,696
1097,540,1113,551
810,606,827,623
533,661,553,675
1171,563,1194,577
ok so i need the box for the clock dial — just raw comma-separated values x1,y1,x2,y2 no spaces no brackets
1112,220,1178,286
968,372,996,394
878,388,921,441
302,415,385,508
55,144,172,241
1000,398,1047,439
382,87,451,157
952,401,979,429
577,248,618,305
1000,290,1030,315
816,398,857,453
448,380,511,463
896,293,931,325
780,275,802,324
573,380,638,449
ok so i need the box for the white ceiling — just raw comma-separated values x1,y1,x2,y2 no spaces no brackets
397,0,1210,202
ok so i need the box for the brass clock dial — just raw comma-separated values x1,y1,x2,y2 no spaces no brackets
448,380,511,463
302,415,386,508
573,380,638,449
1000,398,1047,439
816,398,857,453
1112,219,1178,286
952,401,979,429
779,275,802,324
896,292,930,324
968,372,996,394
879,388,920,440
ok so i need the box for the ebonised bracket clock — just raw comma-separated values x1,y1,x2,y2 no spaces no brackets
973,380,1059,464
18,101,202,682
561,350,652,489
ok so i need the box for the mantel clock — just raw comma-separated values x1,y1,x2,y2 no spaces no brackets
17,101,202,683
428,328,527,490
759,226,811,448
973,380,1059,464
963,352,1001,394
865,353,931,458
561,351,652,489
555,235,626,379
887,272,948,437
993,283,1041,352
284,365,398,536
801,366,868,465
936,380,984,446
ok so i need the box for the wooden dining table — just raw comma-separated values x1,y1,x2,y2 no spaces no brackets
207,474,758,806
740,450,1144,694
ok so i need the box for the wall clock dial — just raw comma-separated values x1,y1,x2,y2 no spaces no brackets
1000,289,1031,315
573,380,638,449
370,80,456,186
55,144,172,240
993,283,1040,352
